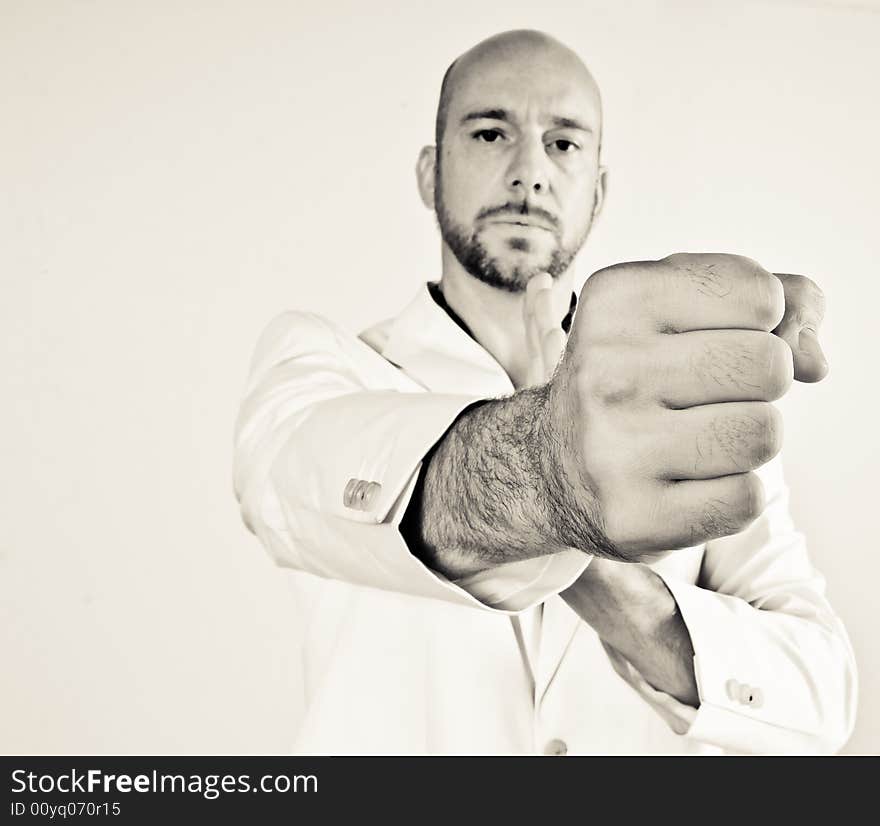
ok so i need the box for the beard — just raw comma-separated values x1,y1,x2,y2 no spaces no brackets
434,174,590,293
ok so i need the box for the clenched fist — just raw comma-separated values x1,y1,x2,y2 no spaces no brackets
541,253,824,561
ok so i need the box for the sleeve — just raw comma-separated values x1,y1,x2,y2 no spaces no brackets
233,311,589,613
622,456,857,754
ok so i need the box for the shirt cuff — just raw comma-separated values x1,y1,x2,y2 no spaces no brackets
656,575,830,754
453,550,591,612
600,640,698,736
266,388,589,613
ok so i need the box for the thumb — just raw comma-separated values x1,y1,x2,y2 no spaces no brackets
795,326,828,383
773,273,829,384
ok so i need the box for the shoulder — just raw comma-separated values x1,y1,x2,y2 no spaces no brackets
253,310,348,358
249,311,364,366
246,310,411,389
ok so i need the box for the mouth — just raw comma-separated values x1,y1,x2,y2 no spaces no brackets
487,218,555,233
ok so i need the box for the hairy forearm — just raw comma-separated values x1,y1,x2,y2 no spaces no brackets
401,386,565,578
561,560,699,707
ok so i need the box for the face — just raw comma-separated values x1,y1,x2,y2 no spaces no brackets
433,44,604,293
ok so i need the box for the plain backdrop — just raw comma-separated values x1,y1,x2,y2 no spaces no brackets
1,0,878,754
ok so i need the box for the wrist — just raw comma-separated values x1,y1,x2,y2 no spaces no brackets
537,376,621,559
496,385,570,555
566,561,679,641
419,388,569,571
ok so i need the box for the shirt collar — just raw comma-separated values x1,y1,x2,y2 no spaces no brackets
427,281,577,337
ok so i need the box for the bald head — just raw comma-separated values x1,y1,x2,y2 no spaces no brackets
435,30,602,154
421,29,607,294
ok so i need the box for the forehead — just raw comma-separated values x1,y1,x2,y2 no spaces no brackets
447,49,601,129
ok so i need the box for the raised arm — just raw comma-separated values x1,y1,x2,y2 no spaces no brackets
233,308,586,612
405,253,794,580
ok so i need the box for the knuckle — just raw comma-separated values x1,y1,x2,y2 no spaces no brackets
577,274,614,329
807,279,826,309
582,343,639,406
755,269,785,330
708,404,782,470
732,472,766,526
659,251,693,269
583,265,618,299
704,473,765,538
668,253,735,303
781,272,825,304
765,404,784,459
726,252,761,268
691,334,759,395
591,370,639,408
749,403,783,466
760,271,785,330
584,260,650,301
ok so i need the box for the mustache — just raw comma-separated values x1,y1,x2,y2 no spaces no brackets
476,202,560,230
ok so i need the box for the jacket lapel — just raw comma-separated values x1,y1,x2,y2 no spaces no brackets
369,284,515,397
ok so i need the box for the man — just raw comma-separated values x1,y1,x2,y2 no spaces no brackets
234,30,856,754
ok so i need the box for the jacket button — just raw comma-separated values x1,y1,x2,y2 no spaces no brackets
544,738,568,756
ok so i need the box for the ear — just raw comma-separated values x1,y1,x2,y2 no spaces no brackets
591,165,608,220
416,145,437,210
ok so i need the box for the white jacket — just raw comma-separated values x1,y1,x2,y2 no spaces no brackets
233,283,857,754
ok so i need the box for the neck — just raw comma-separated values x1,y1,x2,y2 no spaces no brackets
438,246,575,389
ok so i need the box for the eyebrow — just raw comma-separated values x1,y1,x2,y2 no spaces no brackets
460,109,593,133
461,109,510,124
550,116,593,133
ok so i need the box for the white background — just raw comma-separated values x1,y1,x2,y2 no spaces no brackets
1,0,878,754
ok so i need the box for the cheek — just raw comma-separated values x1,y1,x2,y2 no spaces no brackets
441,165,480,214
560,179,598,233
450,186,496,226
444,151,505,210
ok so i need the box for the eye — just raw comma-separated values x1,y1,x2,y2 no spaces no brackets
548,138,579,153
472,129,505,143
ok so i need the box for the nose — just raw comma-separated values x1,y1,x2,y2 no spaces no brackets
507,138,549,196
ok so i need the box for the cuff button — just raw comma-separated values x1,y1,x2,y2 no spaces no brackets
745,686,764,708
725,679,741,702
343,478,382,511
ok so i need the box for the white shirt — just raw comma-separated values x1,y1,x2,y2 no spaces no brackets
233,283,857,754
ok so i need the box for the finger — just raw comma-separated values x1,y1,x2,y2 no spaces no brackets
524,273,553,355
525,273,559,380
582,253,785,337
525,272,554,324
530,281,556,331
773,273,828,383
531,288,557,373
793,328,829,383
655,329,793,408
526,271,554,297
541,328,567,377
651,472,765,549
523,303,540,367
649,402,782,480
